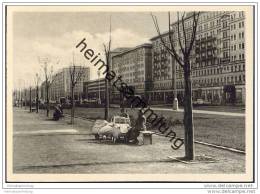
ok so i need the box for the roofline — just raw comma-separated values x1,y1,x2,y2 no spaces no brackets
150,31,169,41
112,43,152,58
150,11,204,41
84,78,106,83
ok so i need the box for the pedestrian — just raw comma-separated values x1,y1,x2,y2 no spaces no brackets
137,109,146,131
130,110,146,144
53,104,63,121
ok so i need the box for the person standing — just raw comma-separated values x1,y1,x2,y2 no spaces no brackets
130,110,146,144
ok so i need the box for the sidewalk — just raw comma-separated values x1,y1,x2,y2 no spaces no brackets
112,104,245,117
13,107,245,174
152,107,245,117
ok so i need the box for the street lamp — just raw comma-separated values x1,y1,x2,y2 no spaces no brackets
172,56,179,110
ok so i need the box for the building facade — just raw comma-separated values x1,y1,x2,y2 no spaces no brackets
111,43,153,102
83,78,106,102
149,11,245,105
44,66,90,102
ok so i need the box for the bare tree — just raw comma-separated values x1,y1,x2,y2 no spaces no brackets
152,11,200,160
103,16,112,121
35,73,41,113
69,53,85,124
39,57,55,117
29,86,32,112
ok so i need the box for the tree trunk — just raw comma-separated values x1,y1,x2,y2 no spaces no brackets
183,61,194,160
29,87,32,112
104,78,109,121
71,86,75,124
36,86,39,113
46,85,49,117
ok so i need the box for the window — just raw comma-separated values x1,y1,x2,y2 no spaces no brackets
223,31,227,38
223,51,229,58
242,43,244,49
223,21,227,28
223,41,228,48
234,44,236,51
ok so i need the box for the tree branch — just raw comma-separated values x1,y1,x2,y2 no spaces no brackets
187,12,200,56
151,13,175,56
181,13,187,53
168,12,184,67
177,12,185,55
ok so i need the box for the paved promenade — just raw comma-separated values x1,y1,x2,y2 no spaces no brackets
13,107,245,175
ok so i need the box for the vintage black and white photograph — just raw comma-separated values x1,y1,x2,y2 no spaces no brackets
5,5,254,182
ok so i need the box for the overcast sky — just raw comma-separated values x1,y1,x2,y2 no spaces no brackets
13,12,174,89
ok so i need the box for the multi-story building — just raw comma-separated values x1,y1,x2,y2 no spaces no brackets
83,78,106,102
46,66,90,101
150,11,245,105
111,43,153,102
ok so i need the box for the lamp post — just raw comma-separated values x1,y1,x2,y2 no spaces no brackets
172,56,179,110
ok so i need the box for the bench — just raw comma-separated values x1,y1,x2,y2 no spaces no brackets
31,108,36,112
140,131,154,145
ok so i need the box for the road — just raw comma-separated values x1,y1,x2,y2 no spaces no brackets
12,107,245,176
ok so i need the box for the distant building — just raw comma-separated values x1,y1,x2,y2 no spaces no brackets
40,66,90,102
83,78,106,102
111,43,153,102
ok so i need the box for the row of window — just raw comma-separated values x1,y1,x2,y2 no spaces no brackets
177,74,245,88
230,43,245,51
230,21,244,30
191,63,245,77
230,11,244,20
230,32,244,41
231,54,245,61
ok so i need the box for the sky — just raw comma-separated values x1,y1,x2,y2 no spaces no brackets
12,12,174,89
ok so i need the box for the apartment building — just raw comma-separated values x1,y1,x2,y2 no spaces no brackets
45,66,90,102
150,11,245,105
111,43,153,102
